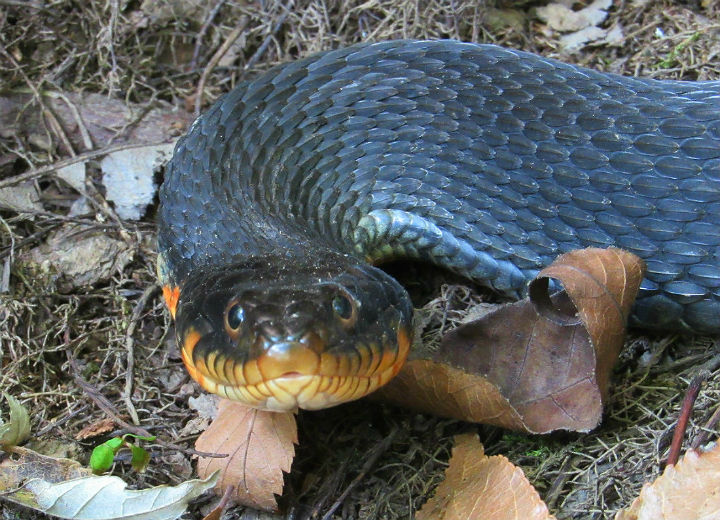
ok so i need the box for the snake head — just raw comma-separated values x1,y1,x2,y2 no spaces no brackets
174,253,413,411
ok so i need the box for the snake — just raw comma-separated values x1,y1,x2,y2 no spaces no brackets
157,39,720,412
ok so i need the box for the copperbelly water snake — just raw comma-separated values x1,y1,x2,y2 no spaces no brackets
157,40,720,411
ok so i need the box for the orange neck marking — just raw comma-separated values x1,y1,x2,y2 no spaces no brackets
392,324,412,377
180,327,206,389
162,285,181,319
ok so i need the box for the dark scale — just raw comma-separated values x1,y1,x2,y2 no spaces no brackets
159,40,720,334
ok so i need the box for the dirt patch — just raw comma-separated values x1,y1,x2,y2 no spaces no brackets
1,1,719,519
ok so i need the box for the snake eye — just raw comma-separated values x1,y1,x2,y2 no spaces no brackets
226,303,245,330
332,294,354,320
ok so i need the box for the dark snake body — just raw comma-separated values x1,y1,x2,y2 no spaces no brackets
158,39,720,335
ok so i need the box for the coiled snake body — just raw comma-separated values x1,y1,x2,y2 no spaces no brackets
158,40,720,411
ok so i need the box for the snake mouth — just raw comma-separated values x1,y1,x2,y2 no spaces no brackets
180,324,412,411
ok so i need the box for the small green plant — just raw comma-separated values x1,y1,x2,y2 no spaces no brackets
658,32,701,69
89,433,156,474
525,447,551,458
0,393,31,449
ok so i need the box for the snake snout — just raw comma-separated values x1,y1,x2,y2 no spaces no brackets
175,257,414,411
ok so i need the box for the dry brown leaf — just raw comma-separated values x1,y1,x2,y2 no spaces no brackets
0,92,192,153
0,181,42,212
74,418,117,441
378,247,645,433
195,399,297,512
0,446,90,493
417,433,556,520
615,440,720,520
532,248,643,397
21,224,133,291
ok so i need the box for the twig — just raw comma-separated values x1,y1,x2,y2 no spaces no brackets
691,401,720,450
0,0,45,6
194,16,249,117
698,349,720,374
0,45,76,156
104,0,121,94
217,485,236,509
666,371,708,466
175,445,228,459
204,485,236,520
0,216,15,293
0,141,173,189
190,0,227,71
308,456,351,518
107,426,228,459
66,344,153,438
106,96,158,146
241,8,290,75
33,403,91,437
65,330,226,459
122,284,159,425
439,285,458,336
77,169,127,230
632,335,677,376
544,455,572,510
321,426,399,520
44,90,94,150
1,256,10,294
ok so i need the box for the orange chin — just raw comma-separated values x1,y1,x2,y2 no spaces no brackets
180,324,412,411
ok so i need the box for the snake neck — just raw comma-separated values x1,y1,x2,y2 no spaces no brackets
156,87,369,290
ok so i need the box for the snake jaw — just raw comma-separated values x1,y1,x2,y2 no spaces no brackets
180,322,412,411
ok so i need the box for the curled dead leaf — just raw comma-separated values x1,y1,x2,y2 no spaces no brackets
530,247,645,397
195,399,297,512
378,247,645,433
417,433,556,520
